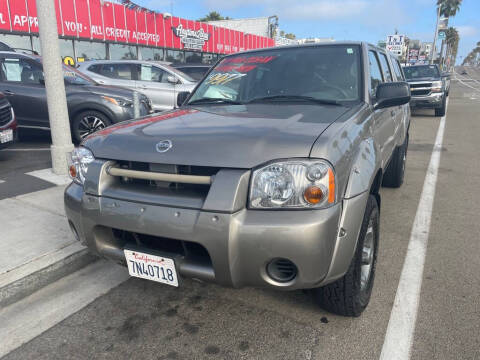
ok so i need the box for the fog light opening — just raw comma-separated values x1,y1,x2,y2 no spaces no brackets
266,258,297,283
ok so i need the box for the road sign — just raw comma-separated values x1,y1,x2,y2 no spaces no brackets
438,31,446,40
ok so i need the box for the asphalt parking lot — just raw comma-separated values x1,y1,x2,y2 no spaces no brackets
1,70,480,360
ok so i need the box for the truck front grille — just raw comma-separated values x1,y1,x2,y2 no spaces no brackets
411,89,431,96
101,161,220,207
410,82,432,96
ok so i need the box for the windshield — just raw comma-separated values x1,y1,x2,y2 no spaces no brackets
403,65,440,80
187,45,361,105
63,65,95,85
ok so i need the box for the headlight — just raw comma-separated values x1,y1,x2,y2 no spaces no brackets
249,159,336,209
102,95,133,107
431,81,443,93
68,147,95,185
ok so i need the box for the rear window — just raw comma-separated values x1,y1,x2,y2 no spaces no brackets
392,59,405,81
378,53,393,82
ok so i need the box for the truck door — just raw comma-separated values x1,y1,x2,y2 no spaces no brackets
368,50,396,169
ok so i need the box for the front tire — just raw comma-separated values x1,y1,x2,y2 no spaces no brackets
313,195,379,317
72,110,111,143
435,96,446,117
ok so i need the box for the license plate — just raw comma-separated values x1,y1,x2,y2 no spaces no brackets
0,129,13,144
124,249,178,287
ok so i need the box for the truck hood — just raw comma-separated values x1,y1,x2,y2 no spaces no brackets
84,104,349,168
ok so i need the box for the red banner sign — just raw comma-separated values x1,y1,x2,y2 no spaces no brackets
2,0,273,55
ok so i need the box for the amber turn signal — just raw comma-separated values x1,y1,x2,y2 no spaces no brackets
304,185,324,204
69,165,77,179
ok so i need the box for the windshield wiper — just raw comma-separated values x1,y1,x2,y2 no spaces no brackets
247,95,343,106
188,97,244,105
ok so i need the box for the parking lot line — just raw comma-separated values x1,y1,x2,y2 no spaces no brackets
25,168,71,186
379,101,448,360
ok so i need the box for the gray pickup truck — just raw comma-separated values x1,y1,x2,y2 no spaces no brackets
65,42,411,316
403,64,450,116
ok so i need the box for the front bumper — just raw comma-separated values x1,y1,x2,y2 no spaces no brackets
410,92,444,109
64,182,367,290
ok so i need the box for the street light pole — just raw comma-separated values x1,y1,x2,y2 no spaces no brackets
430,5,441,64
36,0,74,175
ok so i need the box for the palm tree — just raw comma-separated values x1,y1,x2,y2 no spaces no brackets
437,0,462,17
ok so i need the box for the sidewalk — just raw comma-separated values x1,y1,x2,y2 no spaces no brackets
0,170,96,307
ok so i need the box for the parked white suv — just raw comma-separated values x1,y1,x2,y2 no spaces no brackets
78,60,197,112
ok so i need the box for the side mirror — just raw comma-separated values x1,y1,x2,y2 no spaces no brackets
177,91,190,107
39,74,45,85
374,82,410,110
167,75,179,84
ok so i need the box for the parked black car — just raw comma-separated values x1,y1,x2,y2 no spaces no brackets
403,64,449,117
0,92,16,149
0,52,152,142
171,63,211,81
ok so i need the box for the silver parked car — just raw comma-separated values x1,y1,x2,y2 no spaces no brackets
77,60,197,112
65,42,411,316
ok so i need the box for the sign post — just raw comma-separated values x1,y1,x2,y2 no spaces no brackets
36,0,74,175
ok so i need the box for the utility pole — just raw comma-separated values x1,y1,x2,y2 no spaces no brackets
430,5,441,64
36,0,74,175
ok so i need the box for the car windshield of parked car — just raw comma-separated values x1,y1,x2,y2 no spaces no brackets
63,65,95,85
165,65,196,83
187,45,361,105
403,65,440,80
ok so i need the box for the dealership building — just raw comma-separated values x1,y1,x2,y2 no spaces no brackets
0,0,275,66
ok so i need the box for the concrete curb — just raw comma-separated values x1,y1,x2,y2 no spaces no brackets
0,243,97,308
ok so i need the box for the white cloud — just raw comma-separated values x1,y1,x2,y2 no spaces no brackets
456,25,477,37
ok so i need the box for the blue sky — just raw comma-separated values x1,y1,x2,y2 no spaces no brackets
137,0,479,62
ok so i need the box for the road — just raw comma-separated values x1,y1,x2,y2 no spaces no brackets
2,74,480,360
0,131,53,199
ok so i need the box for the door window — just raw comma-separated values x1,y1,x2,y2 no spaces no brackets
378,53,393,82
139,64,169,83
1,58,43,84
368,51,384,95
99,63,133,80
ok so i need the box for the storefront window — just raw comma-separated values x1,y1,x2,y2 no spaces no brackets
59,39,75,66
202,53,217,64
109,44,138,60
139,47,164,61
74,40,107,62
0,34,32,52
185,51,202,64
32,36,41,54
165,50,184,63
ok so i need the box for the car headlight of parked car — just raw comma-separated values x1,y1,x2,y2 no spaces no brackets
249,159,336,209
68,147,95,185
431,81,443,93
102,95,133,107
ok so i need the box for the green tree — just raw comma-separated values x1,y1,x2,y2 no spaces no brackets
437,0,462,17
198,11,230,22
444,27,460,67
280,30,296,40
